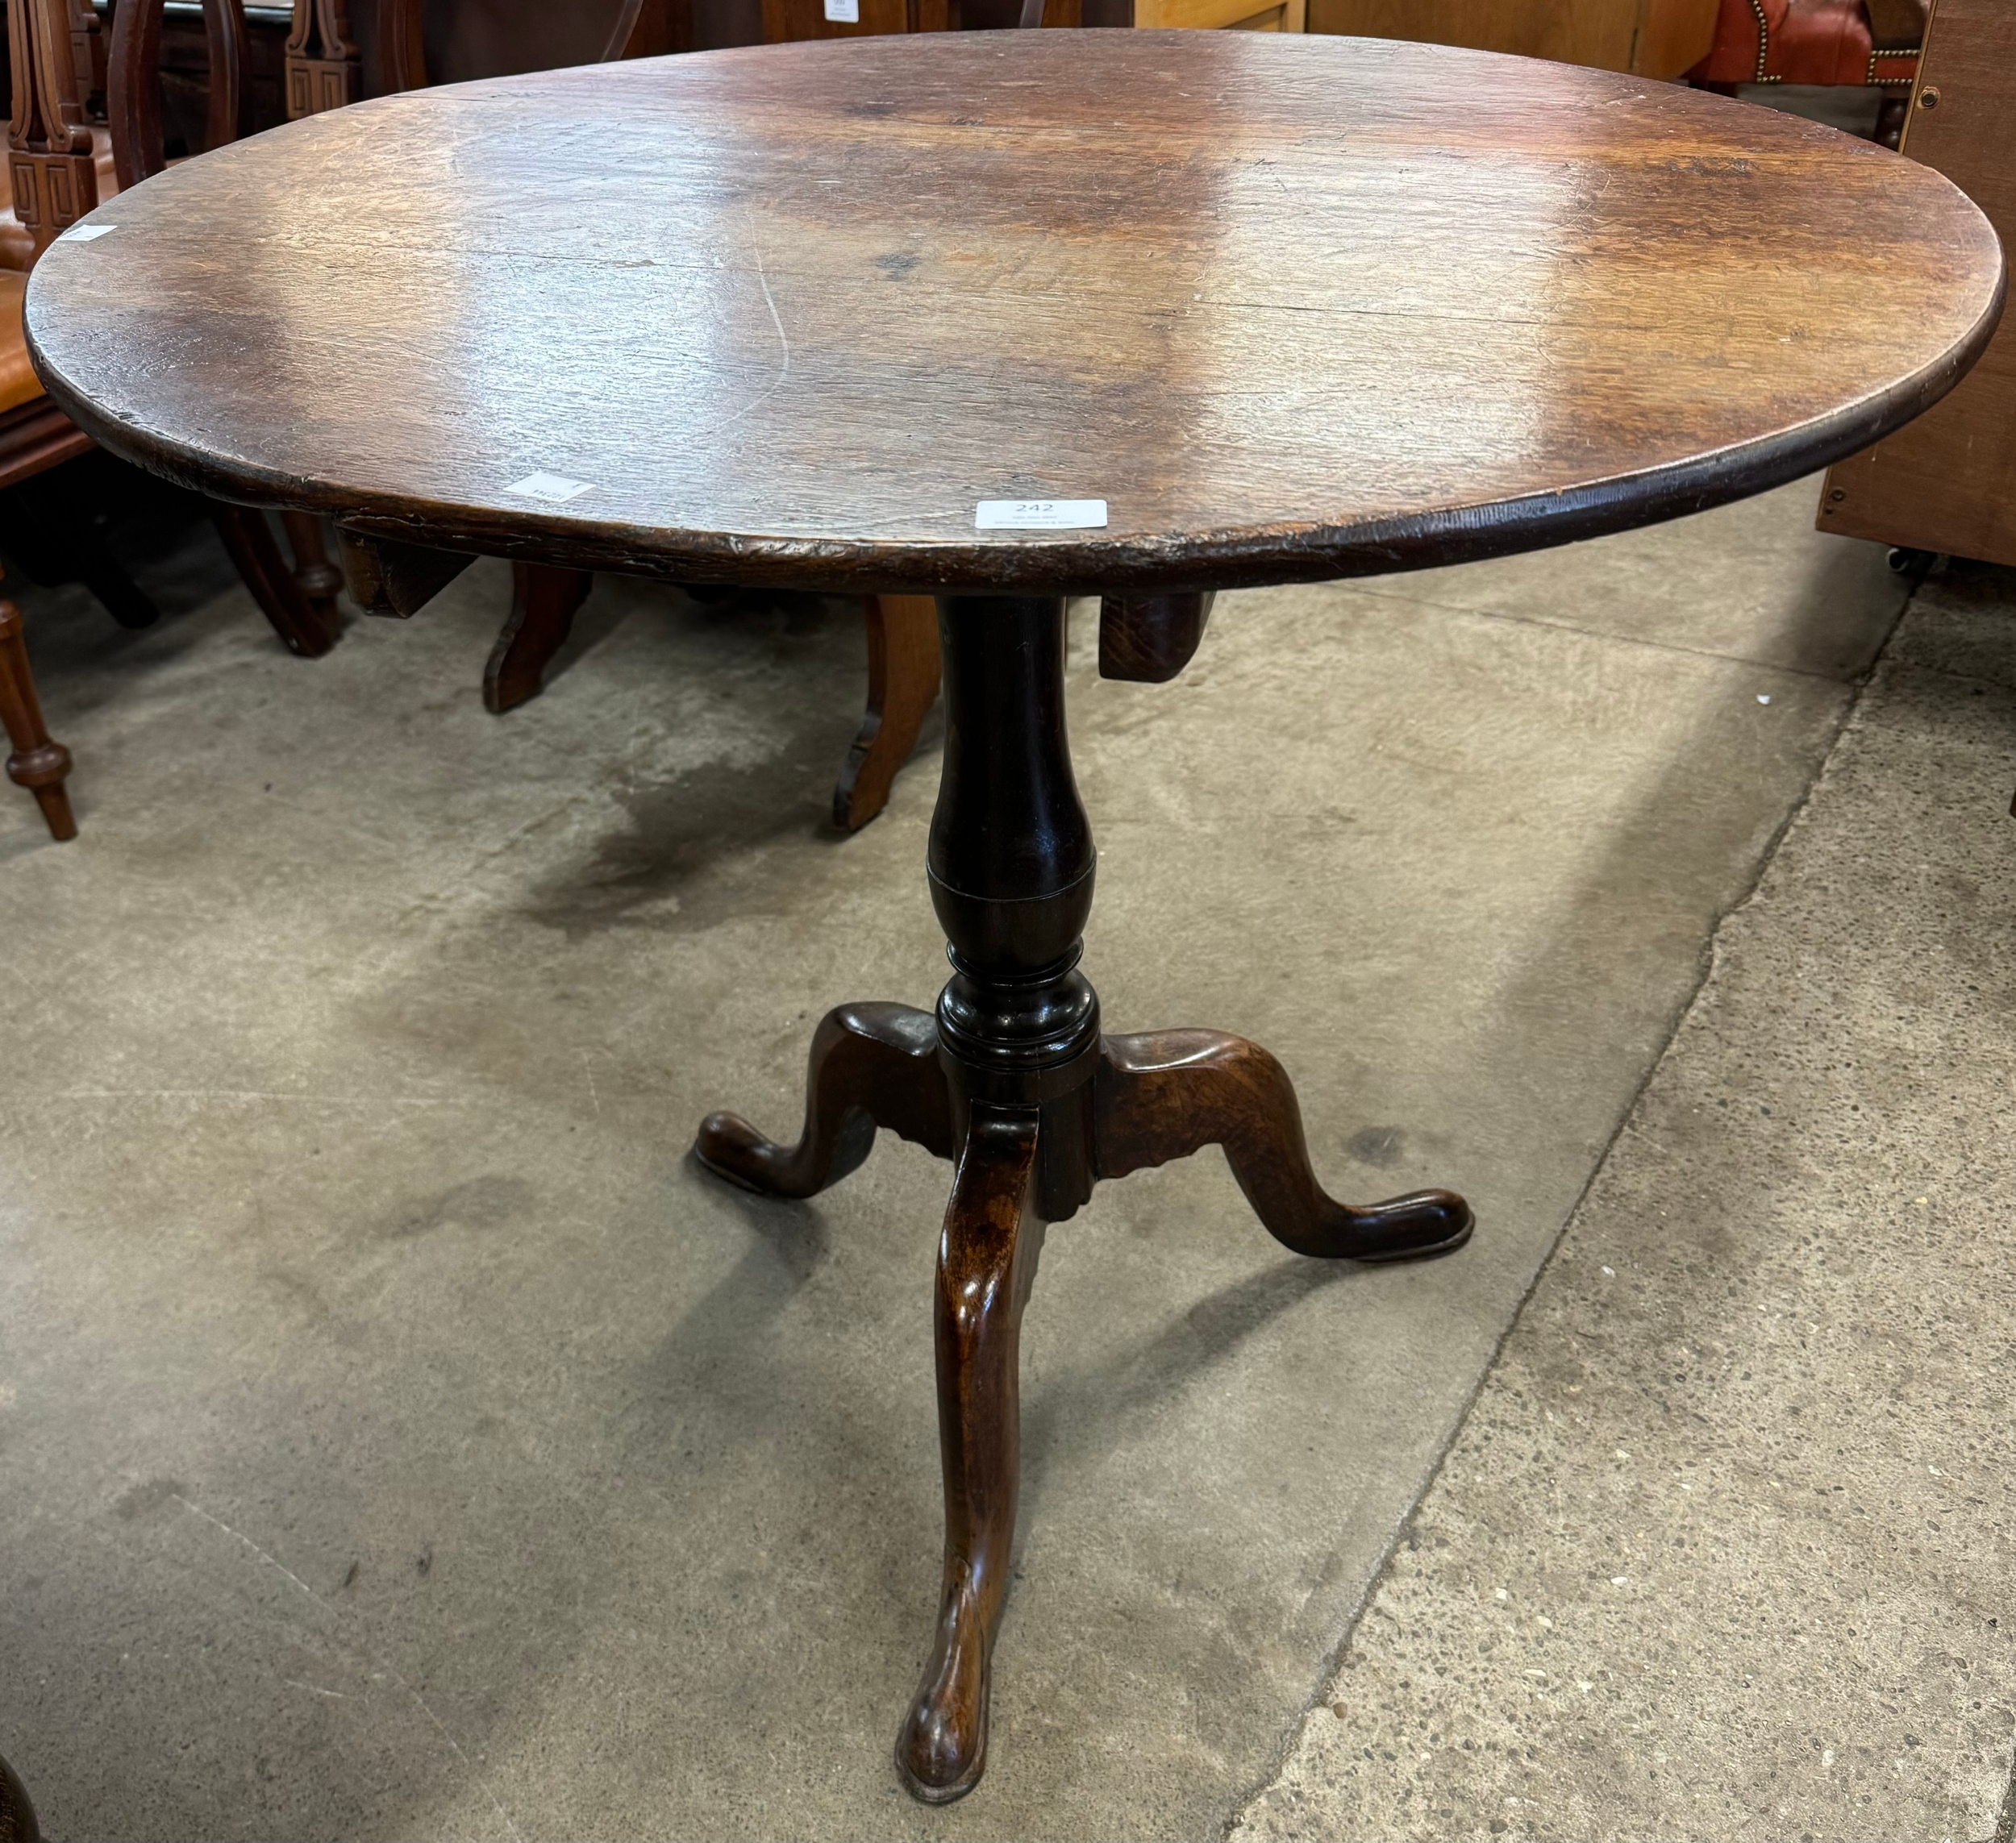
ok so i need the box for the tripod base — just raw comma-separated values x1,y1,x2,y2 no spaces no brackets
696,1001,1469,1800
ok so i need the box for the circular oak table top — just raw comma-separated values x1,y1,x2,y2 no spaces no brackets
27,31,2004,597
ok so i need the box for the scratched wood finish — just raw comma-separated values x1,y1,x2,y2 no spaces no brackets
1819,0,2016,568
25,31,2002,597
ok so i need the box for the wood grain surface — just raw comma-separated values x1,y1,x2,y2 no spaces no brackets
23,31,2005,596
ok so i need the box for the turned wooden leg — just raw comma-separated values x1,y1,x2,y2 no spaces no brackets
212,504,339,658
1093,1030,1472,1261
485,564,591,713
832,593,941,831
896,1105,1043,1803
280,510,345,635
0,593,77,841
694,1001,957,1196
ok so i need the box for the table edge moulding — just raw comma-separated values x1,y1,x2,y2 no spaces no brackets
21,34,2006,600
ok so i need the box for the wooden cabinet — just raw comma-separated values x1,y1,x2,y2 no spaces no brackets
1306,0,1718,78
1820,0,2016,567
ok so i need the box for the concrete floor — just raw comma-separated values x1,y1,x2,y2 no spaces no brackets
1235,560,2016,1843
0,472,2007,1839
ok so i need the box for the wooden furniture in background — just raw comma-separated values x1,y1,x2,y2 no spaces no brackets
4,0,113,258
1306,0,1718,75
279,0,942,830
0,0,339,838
762,0,1071,33
763,0,943,40
0,564,74,838
1819,0,2016,567
27,33,2000,1795
759,0,1302,85
284,0,360,110
1129,0,1301,32
1689,0,1925,145
285,0,678,108
105,0,342,652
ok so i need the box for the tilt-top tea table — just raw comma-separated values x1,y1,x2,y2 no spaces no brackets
26,28,2001,1803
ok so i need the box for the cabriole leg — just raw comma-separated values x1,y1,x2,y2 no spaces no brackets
485,563,591,713
694,1001,956,1195
895,1105,1044,1803
1093,1030,1472,1259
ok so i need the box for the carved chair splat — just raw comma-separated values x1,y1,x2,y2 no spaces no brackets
284,0,360,116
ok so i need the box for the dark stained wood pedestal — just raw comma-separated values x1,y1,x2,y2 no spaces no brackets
695,594,1469,1801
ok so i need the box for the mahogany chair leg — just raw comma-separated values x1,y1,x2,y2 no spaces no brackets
211,505,339,658
694,1001,956,1196
279,509,345,634
484,564,591,713
1092,1030,1472,1261
895,1105,1044,1805
832,593,942,831
0,593,77,841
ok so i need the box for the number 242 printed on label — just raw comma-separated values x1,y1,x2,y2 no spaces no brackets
974,500,1108,530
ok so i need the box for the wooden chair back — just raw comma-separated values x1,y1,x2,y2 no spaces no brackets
762,0,1055,40
381,0,685,88
6,0,105,255
287,0,685,113
107,0,253,190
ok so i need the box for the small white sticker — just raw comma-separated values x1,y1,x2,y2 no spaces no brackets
975,498,1107,530
824,0,860,19
62,223,116,242
505,472,594,504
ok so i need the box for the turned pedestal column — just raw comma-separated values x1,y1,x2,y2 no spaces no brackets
696,593,1472,1801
